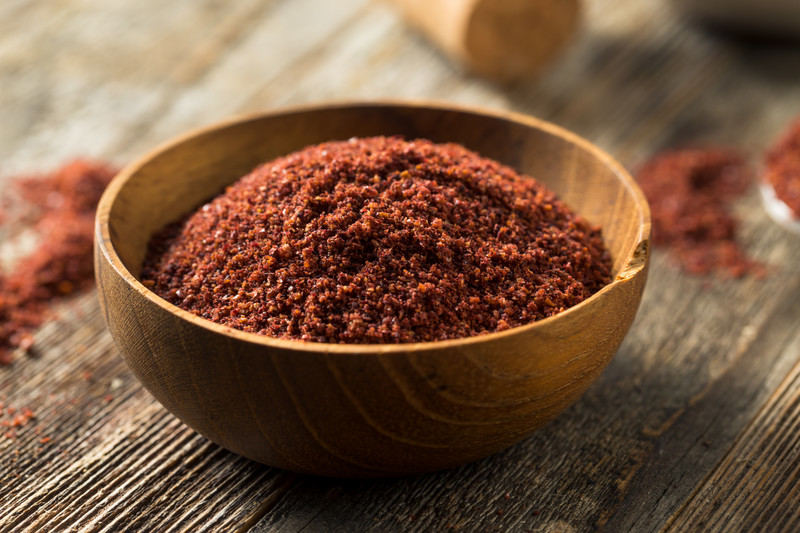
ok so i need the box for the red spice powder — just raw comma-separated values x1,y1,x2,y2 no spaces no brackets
765,118,800,218
143,137,611,344
637,148,762,278
0,160,117,365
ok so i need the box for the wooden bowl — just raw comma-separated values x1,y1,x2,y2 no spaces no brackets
95,102,650,477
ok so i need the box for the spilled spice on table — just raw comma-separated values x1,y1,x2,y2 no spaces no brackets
765,117,800,218
637,148,764,278
143,136,612,344
0,160,117,365
1,402,35,440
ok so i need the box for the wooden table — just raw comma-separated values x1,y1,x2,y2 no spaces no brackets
2,0,800,531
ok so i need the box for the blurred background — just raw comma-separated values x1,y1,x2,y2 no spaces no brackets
2,0,798,174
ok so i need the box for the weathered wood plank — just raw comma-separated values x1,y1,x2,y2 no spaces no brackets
0,0,267,173
132,0,375,158
664,341,800,532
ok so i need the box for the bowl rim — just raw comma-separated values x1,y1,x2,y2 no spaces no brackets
96,99,651,355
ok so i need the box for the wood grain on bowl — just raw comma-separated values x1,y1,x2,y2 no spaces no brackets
95,102,650,477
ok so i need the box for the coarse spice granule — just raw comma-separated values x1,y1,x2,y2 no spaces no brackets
142,136,612,344
637,148,763,278
765,118,800,218
0,160,117,365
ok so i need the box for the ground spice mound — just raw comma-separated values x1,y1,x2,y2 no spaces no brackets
0,160,117,365
765,118,800,218
637,148,763,278
142,137,612,344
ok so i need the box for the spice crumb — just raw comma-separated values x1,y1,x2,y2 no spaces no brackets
143,137,611,343
0,404,35,440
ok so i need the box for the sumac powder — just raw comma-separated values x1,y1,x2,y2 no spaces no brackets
637,148,762,278
142,137,612,344
0,160,117,365
765,118,800,218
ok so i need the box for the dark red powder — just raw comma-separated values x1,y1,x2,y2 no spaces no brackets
637,148,763,278
765,118,800,218
0,160,117,365
142,137,611,344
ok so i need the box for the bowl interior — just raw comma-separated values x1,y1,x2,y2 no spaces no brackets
105,103,648,297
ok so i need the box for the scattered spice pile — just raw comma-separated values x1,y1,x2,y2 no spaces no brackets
637,148,763,278
0,160,117,365
765,118,800,218
143,136,612,344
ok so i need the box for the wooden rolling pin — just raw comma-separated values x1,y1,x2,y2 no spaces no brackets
387,0,581,81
